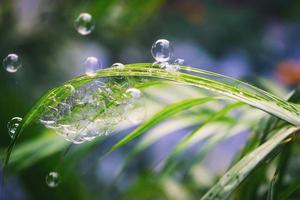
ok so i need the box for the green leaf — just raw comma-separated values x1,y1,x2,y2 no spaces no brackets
201,126,300,200
5,63,300,170
109,97,216,152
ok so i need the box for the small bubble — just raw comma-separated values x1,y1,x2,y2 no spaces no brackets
84,57,101,77
126,88,142,99
46,171,60,188
74,13,95,35
151,39,173,62
7,117,22,139
3,54,22,73
112,63,125,70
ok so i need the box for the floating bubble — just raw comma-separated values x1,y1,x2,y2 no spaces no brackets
7,117,22,139
74,13,95,35
46,171,60,188
3,54,22,73
151,39,173,62
112,63,125,70
84,57,101,77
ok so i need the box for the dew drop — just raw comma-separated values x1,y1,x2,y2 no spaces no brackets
84,57,101,77
46,171,60,188
7,117,22,139
74,13,95,35
3,54,22,73
112,63,125,70
151,39,173,62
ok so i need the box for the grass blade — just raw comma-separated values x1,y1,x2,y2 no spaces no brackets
201,126,299,200
109,97,216,152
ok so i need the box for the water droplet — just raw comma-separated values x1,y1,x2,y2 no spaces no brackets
112,63,125,70
151,39,173,62
46,171,60,188
7,117,22,139
174,58,184,65
126,88,142,99
74,13,95,35
84,57,101,77
3,54,22,73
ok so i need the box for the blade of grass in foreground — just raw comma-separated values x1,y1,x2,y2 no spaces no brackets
109,97,217,153
200,126,300,200
160,102,244,175
5,63,300,169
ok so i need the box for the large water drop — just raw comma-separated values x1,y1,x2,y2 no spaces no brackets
39,79,127,143
7,117,22,139
46,171,60,188
151,39,173,62
3,54,22,73
74,13,95,35
84,57,101,77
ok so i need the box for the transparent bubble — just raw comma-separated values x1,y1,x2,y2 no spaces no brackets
151,39,173,62
3,54,22,73
112,63,125,70
46,171,60,188
84,57,101,77
7,117,22,139
74,13,95,35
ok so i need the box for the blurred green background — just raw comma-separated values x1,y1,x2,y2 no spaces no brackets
2,0,300,199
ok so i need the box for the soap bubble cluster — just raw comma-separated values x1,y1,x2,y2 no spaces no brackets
151,39,184,73
39,78,146,144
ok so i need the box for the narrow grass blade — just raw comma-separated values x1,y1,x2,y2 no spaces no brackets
201,126,299,200
109,97,216,152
